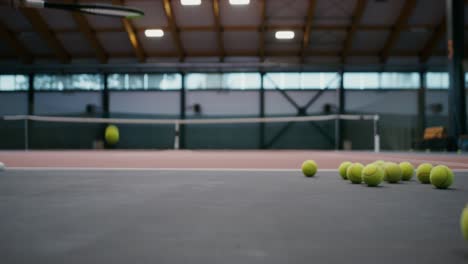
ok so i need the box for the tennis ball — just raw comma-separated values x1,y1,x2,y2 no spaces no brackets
429,165,454,189
105,125,119,145
301,160,317,177
347,163,364,184
416,163,433,184
338,161,352,180
362,164,384,187
399,162,414,181
0,162,4,171
384,162,402,183
461,205,468,241
373,160,386,167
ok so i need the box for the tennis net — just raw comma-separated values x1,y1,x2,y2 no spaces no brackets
1,114,380,151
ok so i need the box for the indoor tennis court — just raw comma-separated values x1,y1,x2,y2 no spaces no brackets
1,0,468,263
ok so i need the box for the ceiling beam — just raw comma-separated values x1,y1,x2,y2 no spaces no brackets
380,0,417,63
419,18,446,63
163,0,185,62
0,20,33,64
112,0,145,62
20,8,70,63
259,0,266,62
212,0,224,61
18,24,464,35
2,50,442,60
71,13,108,64
341,0,367,64
300,0,317,63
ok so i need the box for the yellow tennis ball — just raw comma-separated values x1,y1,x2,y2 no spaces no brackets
416,163,433,184
301,160,317,177
362,164,384,187
429,165,454,189
399,162,414,181
461,205,468,241
338,161,352,180
347,163,364,184
384,162,402,183
373,160,385,167
105,125,119,145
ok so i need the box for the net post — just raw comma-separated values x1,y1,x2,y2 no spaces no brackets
24,117,29,151
373,115,380,153
334,114,340,150
174,121,180,150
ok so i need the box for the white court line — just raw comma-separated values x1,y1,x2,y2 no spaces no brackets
5,167,468,173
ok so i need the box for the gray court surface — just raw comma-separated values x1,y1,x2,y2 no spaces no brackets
0,169,467,264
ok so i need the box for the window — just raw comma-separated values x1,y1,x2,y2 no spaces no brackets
426,72,449,89
222,73,261,89
344,72,420,89
108,73,181,90
185,73,261,89
0,75,28,91
34,74,103,90
264,72,339,89
343,73,379,89
380,72,419,89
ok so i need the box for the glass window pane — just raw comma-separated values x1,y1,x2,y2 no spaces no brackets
222,73,261,89
426,72,449,89
264,73,301,89
185,73,223,89
107,74,124,89
0,75,28,91
300,73,340,89
344,73,379,89
380,72,419,89
34,74,102,90
148,73,181,90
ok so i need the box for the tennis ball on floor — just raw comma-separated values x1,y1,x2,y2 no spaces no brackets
373,160,385,167
338,161,352,180
429,165,454,189
416,163,433,184
384,162,402,183
461,205,468,241
362,164,384,187
399,162,414,181
0,162,4,171
347,163,364,184
301,160,317,177
105,125,119,145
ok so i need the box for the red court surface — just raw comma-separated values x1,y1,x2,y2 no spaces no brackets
1,150,468,170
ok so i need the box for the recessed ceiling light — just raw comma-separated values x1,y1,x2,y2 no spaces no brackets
145,29,164,38
229,0,250,5
275,31,295,40
180,0,201,6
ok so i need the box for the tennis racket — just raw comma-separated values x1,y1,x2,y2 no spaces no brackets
3,0,144,18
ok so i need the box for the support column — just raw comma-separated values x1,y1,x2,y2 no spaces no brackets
259,72,265,149
446,0,466,149
102,73,109,118
26,73,34,150
180,73,186,149
417,70,426,142
335,70,345,150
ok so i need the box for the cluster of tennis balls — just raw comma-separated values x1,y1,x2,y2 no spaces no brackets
337,160,454,189
302,159,467,243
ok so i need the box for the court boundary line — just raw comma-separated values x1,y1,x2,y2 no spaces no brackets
5,167,468,172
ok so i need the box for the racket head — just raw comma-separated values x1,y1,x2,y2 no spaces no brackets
44,2,144,18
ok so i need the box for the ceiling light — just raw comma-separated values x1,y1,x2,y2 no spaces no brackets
229,0,250,5
145,29,164,38
180,0,201,6
275,31,295,40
